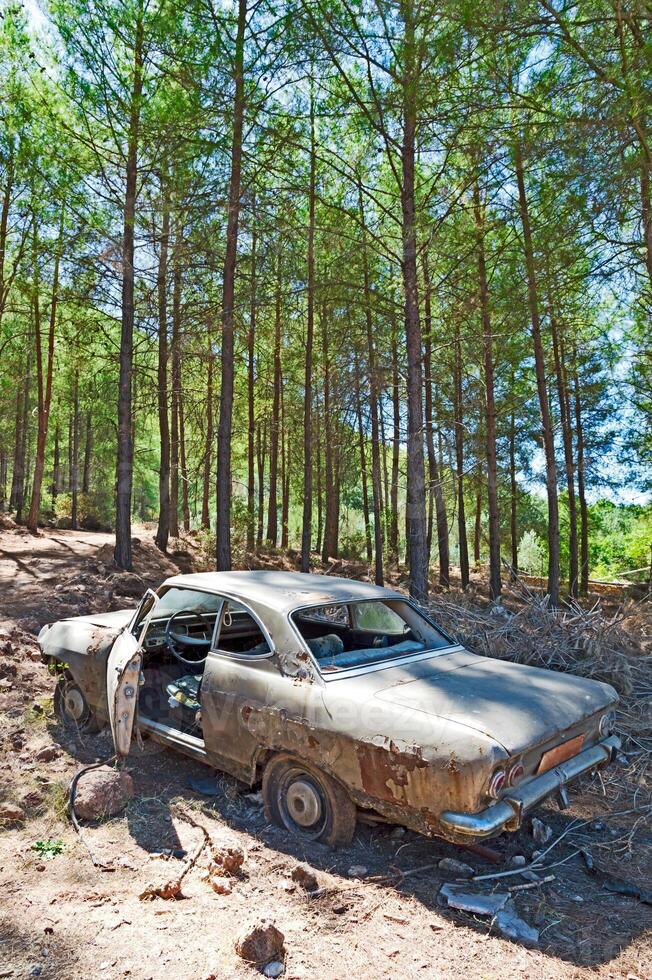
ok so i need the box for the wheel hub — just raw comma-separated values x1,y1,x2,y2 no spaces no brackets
64,686,85,721
286,778,322,828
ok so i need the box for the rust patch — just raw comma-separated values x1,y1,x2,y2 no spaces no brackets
241,704,252,723
356,741,427,802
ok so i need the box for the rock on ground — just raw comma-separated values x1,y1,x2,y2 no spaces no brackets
235,920,285,968
73,766,134,820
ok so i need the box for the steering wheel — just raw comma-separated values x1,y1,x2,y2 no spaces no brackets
165,611,213,667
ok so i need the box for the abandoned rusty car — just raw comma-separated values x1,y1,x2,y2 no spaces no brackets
38,571,620,846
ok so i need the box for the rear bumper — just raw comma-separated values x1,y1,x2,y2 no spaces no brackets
439,734,620,838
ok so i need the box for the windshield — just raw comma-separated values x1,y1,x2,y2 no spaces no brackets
292,599,452,672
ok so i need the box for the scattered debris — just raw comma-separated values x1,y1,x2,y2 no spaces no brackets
494,908,539,945
291,863,320,894
508,855,526,869
34,745,60,763
73,766,134,821
262,962,285,978
531,817,552,845
438,857,474,878
210,844,245,877
439,883,509,916
235,920,285,969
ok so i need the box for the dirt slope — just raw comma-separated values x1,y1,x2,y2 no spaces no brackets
0,526,651,980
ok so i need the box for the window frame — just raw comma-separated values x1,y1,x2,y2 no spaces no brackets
289,596,458,676
210,595,275,662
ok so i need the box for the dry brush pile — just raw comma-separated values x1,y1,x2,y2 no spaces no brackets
427,584,652,807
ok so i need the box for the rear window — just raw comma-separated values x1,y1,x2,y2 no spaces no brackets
292,599,451,672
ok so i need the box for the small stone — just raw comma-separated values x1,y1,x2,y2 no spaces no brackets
531,817,552,845
209,877,233,896
390,827,406,840
520,870,540,883
29,966,42,977
235,921,285,967
531,850,543,862
347,865,368,878
508,855,527,869
291,864,319,893
263,962,285,978
0,803,25,822
438,857,474,878
211,845,244,876
35,745,60,763
35,863,46,872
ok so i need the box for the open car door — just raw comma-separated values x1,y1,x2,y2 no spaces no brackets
106,589,158,756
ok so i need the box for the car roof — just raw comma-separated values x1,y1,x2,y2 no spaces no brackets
161,570,403,614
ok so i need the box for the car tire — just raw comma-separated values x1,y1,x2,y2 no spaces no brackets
262,753,357,847
54,676,102,734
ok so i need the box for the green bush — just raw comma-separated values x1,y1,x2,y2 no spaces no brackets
54,491,113,531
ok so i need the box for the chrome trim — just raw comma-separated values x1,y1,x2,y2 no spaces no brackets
138,715,207,759
440,735,620,838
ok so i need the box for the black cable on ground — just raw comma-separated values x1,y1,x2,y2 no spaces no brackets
68,754,117,870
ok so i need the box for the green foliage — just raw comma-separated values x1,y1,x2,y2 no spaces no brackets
517,530,547,577
32,839,65,858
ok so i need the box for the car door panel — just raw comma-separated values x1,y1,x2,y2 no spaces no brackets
106,589,158,756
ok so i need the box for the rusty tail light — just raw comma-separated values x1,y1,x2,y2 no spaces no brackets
487,769,506,799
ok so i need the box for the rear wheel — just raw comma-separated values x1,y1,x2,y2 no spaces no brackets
54,676,101,734
262,753,357,847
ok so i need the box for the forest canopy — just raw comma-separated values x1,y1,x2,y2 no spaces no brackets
0,0,650,602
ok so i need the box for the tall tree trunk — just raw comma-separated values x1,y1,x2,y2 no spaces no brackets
52,425,60,510
354,356,373,563
170,231,182,538
82,414,92,493
155,175,171,552
550,305,578,598
474,486,482,565
28,208,63,531
509,397,518,577
359,182,384,583
301,82,316,572
315,405,323,556
453,322,469,589
572,356,589,595
514,137,560,605
178,363,190,533
400,0,428,600
280,387,289,550
11,344,30,520
0,152,14,326
202,330,214,530
215,0,247,570
473,179,501,599
267,258,282,546
256,419,266,548
115,9,144,570
0,448,7,510
321,308,335,561
71,372,80,530
246,198,256,552
390,318,400,563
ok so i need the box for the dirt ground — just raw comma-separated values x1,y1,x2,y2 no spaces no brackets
0,524,651,980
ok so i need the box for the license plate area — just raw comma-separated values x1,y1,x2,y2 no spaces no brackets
537,733,585,774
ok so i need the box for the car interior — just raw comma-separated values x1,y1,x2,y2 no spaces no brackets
134,587,270,735
292,599,451,671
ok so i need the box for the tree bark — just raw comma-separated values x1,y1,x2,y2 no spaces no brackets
390,318,400,563
453,322,469,589
256,419,266,548
354,355,373,563
359,183,384,583
473,180,501,599
572,355,589,595
82,413,92,494
246,198,256,552
114,9,144,570
509,397,518,577
178,360,190,533
514,137,560,605
321,307,336,561
266,257,282,546
400,0,428,601
28,208,63,532
169,230,182,538
71,372,80,530
155,174,171,552
301,82,316,572
202,329,214,530
215,0,247,570
550,305,578,598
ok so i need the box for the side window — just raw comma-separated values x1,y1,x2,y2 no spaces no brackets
352,601,406,634
215,600,270,656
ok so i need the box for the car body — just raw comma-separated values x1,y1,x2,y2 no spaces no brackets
38,571,620,845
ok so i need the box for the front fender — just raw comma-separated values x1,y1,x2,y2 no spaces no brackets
38,618,122,721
